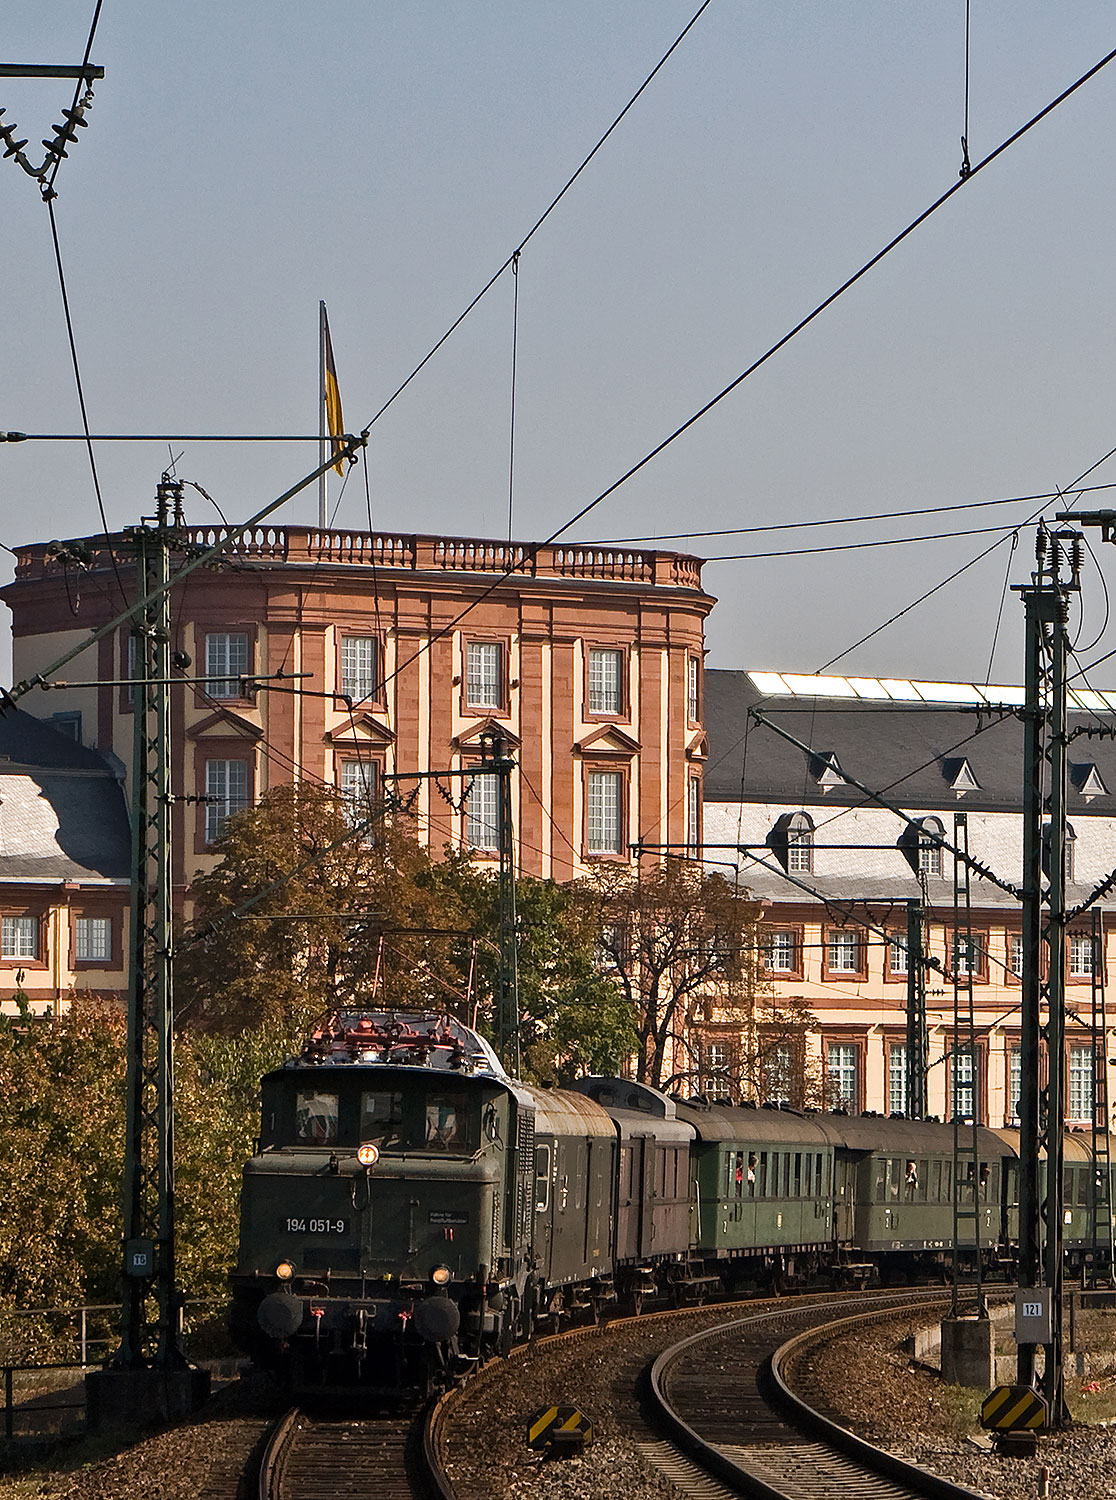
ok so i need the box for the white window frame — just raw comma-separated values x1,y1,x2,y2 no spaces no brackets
687,654,701,722
827,930,861,973
587,648,624,715
340,636,378,703
765,929,797,973
827,1043,858,1108
465,771,500,852
952,1047,976,1121
465,641,503,710
1069,931,1096,978
586,769,624,856
687,774,701,855
205,758,251,843
888,934,909,976
1008,1046,1022,1121
888,1042,907,1116
1,915,37,960
1069,1044,1094,1121
74,916,112,963
339,758,377,826
205,631,250,699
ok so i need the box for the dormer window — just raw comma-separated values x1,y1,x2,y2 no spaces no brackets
1071,763,1108,803
811,752,844,791
943,757,980,797
770,811,814,874
899,816,945,878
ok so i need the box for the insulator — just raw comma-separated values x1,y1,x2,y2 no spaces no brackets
1071,535,1084,574
1,135,28,157
61,107,88,128
1035,528,1048,565
42,140,68,159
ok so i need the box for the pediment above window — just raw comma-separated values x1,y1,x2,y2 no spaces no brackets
185,709,262,741
453,718,522,752
574,724,641,757
686,731,708,761
809,751,844,790
325,713,396,748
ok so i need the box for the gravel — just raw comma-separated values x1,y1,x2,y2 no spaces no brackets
790,1313,1116,1500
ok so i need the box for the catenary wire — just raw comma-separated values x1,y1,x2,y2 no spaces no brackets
359,0,715,435
589,483,1116,545
701,521,1017,561
819,436,1116,672
357,47,1116,709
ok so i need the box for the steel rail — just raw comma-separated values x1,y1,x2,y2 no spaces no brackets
649,1294,993,1500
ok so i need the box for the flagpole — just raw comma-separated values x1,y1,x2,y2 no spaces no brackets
318,300,327,530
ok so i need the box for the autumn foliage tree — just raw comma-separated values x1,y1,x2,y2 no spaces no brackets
175,782,474,1036
573,858,821,1099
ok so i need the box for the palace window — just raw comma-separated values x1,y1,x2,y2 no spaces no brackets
587,648,624,715
1,915,37,960
688,654,701,722
205,758,251,843
587,770,624,856
205,631,250,699
827,930,862,973
1069,1045,1095,1122
827,1043,858,1109
74,916,112,963
764,929,798,974
340,636,378,702
1069,931,1096,979
465,641,503,710
465,772,500,851
889,1042,907,1116
339,758,378,826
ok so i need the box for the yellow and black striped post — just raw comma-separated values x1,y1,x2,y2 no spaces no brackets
527,1406,594,1452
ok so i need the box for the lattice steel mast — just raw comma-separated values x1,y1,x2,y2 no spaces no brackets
1014,526,1081,1427
115,479,190,1370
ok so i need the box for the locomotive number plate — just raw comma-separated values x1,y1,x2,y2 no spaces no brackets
280,1217,348,1235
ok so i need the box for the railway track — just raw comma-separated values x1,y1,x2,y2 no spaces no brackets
647,1293,996,1500
257,1403,451,1500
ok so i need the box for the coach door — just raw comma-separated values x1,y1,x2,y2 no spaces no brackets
833,1154,856,1243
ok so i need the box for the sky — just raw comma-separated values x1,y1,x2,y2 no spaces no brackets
3,2,1116,687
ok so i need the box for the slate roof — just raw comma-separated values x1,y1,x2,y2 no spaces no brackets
704,669,1116,816
0,710,130,883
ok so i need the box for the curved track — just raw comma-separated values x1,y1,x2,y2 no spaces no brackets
258,1404,452,1500
648,1295,993,1500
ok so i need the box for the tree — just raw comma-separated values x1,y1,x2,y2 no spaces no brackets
424,851,637,1084
175,782,473,1035
574,859,810,1095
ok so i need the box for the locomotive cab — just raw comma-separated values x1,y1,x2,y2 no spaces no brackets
230,1011,537,1397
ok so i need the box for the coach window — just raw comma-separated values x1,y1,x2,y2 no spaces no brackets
758,1151,769,1196
793,1153,802,1197
535,1145,552,1212
296,1090,339,1146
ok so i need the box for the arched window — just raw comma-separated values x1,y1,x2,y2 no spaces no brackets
899,816,945,878
770,811,814,874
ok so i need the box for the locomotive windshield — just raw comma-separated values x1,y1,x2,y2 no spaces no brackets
295,1089,339,1145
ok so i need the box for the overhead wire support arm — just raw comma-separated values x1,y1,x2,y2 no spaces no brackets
748,708,1020,900
0,431,361,443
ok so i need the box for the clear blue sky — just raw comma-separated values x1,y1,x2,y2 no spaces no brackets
3,3,1116,684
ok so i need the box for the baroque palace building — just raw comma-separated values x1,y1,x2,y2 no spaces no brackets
703,668,1116,1131
1,524,713,910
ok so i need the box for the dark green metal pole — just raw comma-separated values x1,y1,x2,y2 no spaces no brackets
905,899,927,1120
115,479,186,1370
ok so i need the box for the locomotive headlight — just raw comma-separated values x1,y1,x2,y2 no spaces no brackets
431,1265,452,1286
357,1143,379,1167
275,1260,295,1281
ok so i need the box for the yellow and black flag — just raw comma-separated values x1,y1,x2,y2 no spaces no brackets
320,300,346,477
